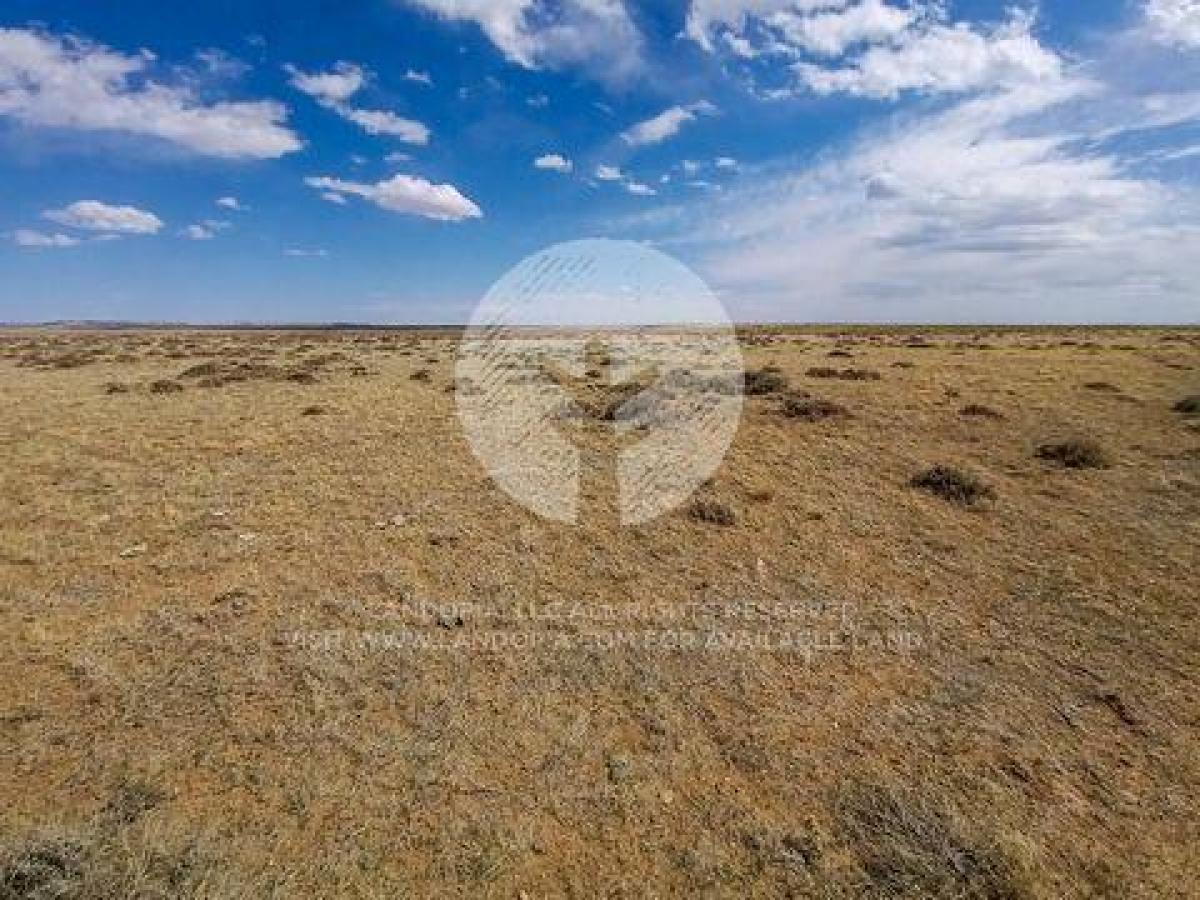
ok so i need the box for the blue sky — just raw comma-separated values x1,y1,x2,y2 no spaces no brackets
1,0,1198,323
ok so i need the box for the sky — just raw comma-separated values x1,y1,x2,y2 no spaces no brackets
1,0,1198,324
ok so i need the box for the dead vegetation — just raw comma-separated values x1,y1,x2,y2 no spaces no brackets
959,403,1003,419
1035,438,1112,469
806,366,881,381
780,394,849,421
687,497,738,526
910,465,995,507
743,366,789,395
0,325,1197,898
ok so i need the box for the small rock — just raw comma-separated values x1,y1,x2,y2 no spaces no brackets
118,544,147,559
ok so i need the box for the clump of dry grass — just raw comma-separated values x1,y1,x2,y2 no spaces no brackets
148,379,184,394
1174,395,1200,415
410,368,431,382
834,779,1037,899
102,382,130,395
687,498,737,526
806,367,881,381
1083,381,1120,392
910,465,995,507
1035,439,1111,469
743,367,788,396
959,403,1003,419
781,394,848,421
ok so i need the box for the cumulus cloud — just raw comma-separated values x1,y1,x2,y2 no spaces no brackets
797,12,1064,98
284,61,366,103
625,180,657,196
44,200,163,234
304,173,482,221
286,61,430,144
402,0,643,82
594,164,623,181
534,152,573,173
621,101,717,147
11,229,79,248
216,196,245,211
405,68,434,85
685,3,1063,100
0,28,301,158
773,0,917,57
1145,0,1200,48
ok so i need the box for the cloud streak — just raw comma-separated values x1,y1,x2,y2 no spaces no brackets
304,173,482,221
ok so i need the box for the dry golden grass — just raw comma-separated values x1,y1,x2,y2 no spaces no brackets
1,326,1198,898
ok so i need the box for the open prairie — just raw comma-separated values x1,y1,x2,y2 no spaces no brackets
1,326,1198,898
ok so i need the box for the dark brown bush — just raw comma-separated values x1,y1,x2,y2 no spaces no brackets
1035,439,1111,469
743,367,788,396
410,368,431,382
102,382,130,395
959,403,1003,419
687,498,737,527
148,379,184,394
910,465,995,507
1174,395,1200,415
806,366,880,381
1083,381,1120,392
781,395,848,421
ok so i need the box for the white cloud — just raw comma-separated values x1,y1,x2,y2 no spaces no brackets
337,107,430,143
595,164,623,181
405,68,434,85
285,61,366,103
286,61,430,144
321,191,349,204
771,0,917,57
305,173,482,221
0,28,301,158
402,0,643,82
625,180,657,196
621,101,717,147
11,229,79,248
385,151,412,163
216,196,245,211
1145,0,1200,48
181,219,231,240
182,224,215,240
797,12,1063,98
715,156,739,169
44,200,163,234
534,152,573,173
284,247,328,257
686,4,1063,100
626,72,1200,322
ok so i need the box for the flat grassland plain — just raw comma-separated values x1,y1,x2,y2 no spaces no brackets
1,326,1197,898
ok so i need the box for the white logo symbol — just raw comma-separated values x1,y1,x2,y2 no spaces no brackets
456,239,743,525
